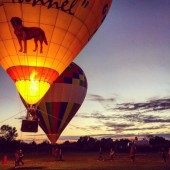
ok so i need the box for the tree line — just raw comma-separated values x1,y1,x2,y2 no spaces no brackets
0,125,170,153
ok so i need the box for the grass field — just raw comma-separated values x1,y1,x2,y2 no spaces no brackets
0,152,170,170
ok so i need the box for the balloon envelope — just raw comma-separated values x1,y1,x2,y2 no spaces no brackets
36,62,87,144
0,0,112,104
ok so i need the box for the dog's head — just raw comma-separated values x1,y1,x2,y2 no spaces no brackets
10,17,23,28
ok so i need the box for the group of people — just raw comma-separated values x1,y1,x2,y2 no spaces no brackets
12,145,170,168
97,145,170,163
53,147,63,161
14,149,24,169
97,147,116,161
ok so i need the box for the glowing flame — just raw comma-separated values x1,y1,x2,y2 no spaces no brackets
30,70,37,80
30,70,38,95
15,70,50,104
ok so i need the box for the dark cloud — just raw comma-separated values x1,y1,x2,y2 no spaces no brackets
125,125,166,131
121,113,141,122
81,112,170,132
77,112,117,120
105,122,134,128
103,117,170,132
88,125,102,131
115,98,170,112
91,112,116,120
87,94,116,102
75,113,94,119
122,113,170,124
74,97,170,138
78,111,170,125
142,116,170,123
104,122,134,133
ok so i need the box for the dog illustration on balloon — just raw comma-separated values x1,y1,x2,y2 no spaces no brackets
10,17,48,53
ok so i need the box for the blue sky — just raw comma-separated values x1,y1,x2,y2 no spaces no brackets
0,0,170,143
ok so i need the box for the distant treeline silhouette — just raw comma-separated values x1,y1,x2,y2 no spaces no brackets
0,125,170,153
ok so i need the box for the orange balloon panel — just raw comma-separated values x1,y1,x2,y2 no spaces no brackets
0,0,112,104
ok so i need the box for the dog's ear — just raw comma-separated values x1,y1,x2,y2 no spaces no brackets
16,17,22,25
10,17,14,24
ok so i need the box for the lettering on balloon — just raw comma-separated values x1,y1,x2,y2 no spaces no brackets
12,0,89,15
88,3,109,41
101,3,109,23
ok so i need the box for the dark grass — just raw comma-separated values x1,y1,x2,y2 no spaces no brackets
0,152,170,170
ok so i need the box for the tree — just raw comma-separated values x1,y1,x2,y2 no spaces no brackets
0,124,18,141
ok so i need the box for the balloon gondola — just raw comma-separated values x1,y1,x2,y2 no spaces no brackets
20,104,38,132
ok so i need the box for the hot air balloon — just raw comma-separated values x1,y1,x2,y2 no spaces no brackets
36,62,87,143
0,0,112,105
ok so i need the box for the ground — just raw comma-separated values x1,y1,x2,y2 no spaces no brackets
0,152,170,170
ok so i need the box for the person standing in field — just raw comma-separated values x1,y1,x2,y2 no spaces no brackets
168,148,170,157
18,149,24,165
14,150,19,169
130,143,135,163
109,148,115,161
58,148,63,161
54,148,59,161
161,149,167,163
97,147,104,161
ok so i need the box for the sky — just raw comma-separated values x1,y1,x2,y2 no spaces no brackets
0,0,170,143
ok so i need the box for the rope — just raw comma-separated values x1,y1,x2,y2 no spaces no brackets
0,109,26,124
36,108,94,136
0,107,94,141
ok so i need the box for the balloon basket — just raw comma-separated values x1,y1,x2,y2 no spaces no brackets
21,120,38,132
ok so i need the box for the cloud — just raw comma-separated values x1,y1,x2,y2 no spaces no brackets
115,98,170,112
122,113,170,124
142,116,170,123
91,112,116,120
74,97,170,139
77,112,117,120
88,125,102,131
110,114,169,132
87,94,116,109
124,125,166,131
104,121,134,133
86,112,170,124
105,122,134,128
87,94,116,102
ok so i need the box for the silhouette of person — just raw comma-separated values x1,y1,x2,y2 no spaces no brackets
130,143,135,163
97,147,104,161
18,149,24,165
58,148,63,161
14,150,19,169
54,147,59,161
162,150,166,163
110,148,115,161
